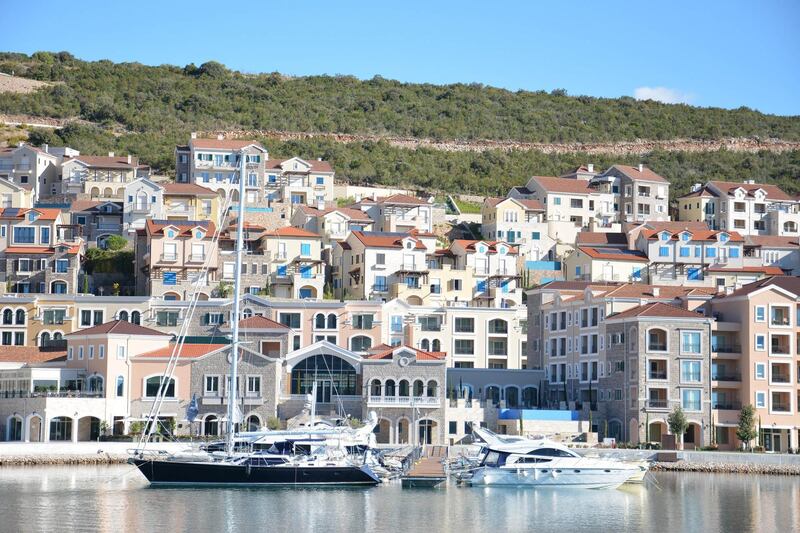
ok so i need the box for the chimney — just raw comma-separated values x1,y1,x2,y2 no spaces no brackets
403,321,414,347
17,141,23,147
108,151,115,157
691,183,702,192
652,287,660,298
744,179,755,185
725,286,734,295
638,164,644,172
587,163,594,173
127,154,132,164
371,192,378,201
190,132,197,139
44,144,49,153
317,198,325,211
217,134,224,140
317,157,323,162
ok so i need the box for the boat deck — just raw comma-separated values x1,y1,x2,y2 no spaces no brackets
401,446,448,488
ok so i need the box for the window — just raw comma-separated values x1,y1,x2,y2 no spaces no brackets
532,232,540,240
647,329,667,352
754,363,766,380
390,315,403,333
682,389,702,411
755,391,766,409
117,345,126,359
681,331,701,354
707,247,716,258
755,334,766,351
44,309,66,325
279,312,301,329
352,314,374,329
454,339,474,355
376,253,385,265
300,243,311,257
116,376,124,397
659,246,669,257
40,227,50,244
156,311,179,327
99,345,105,359
729,247,740,258
681,360,701,382
755,306,765,322
205,375,220,396
80,310,91,326
145,376,175,398
679,247,690,257
89,345,95,359
67,347,73,360
454,317,474,333
247,376,261,396
374,275,388,292
13,227,35,244
350,335,372,352
78,346,84,359
553,197,561,205
55,259,69,273
204,313,224,325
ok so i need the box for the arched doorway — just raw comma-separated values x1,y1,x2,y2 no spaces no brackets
245,414,261,432
607,420,623,442
375,418,391,444
298,286,317,299
684,422,702,449
648,421,667,443
27,415,43,442
406,296,423,305
418,419,438,445
203,415,219,436
6,416,22,441
290,354,357,404
522,386,538,408
397,419,410,444
78,416,101,441
486,385,501,406
49,417,73,441
505,386,520,408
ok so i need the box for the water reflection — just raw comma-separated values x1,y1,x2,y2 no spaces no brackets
0,467,797,532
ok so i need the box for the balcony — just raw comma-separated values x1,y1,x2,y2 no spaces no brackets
366,396,440,407
648,399,668,409
93,223,122,232
772,403,791,413
713,401,742,411
188,254,206,263
771,337,791,355
648,371,667,380
771,308,791,327
160,253,178,263
712,372,741,382
130,203,151,213
712,342,741,354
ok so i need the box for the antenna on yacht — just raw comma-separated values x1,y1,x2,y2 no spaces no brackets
225,150,247,457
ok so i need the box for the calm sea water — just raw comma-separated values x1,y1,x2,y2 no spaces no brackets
0,465,797,533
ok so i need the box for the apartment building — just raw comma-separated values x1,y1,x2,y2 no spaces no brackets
353,195,434,234
0,177,33,208
742,235,800,275
0,208,84,295
449,240,522,308
257,227,325,299
332,231,435,301
678,180,800,236
0,297,35,348
706,276,800,452
162,183,219,222
135,219,219,299
123,178,165,235
264,157,335,207
481,197,554,260
563,246,649,283
0,143,59,201
290,205,374,247
70,200,123,248
61,153,149,199
599,165,670,223
176,135,268,201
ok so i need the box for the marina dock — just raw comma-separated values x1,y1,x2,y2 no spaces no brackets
401,446,448,488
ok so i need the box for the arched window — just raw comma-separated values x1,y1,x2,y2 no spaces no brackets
370,379,382,396
426,380,438,398
289,354,357,396
327,313,337,329
204,415,219,436
39,332,51,347
431,339,441,352
420,339,430,351
488,319,508,334
486,385,501,404
315,313,326,329
87,375,104,394
399,380,410,397
242,308,253,319
50,281,67,294
145,376,175,398
647,328,668,352
116,376,125,397
246,414,260,432
522,386,538,408
2,309,12,325
350,335,372,352
413,380,424,397
118,310,129,322
385,379,396,397
14,309,25,325
131,311,141,325
506,387,519,408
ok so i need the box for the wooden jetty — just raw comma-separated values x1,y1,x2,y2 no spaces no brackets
401,446,448,488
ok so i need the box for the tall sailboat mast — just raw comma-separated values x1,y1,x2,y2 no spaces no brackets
225,149,247,456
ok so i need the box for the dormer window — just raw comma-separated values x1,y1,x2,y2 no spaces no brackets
498,245,506,255
27,212,36,222
405,241,413,249
719,233,729,243
167,230,175,238
477,245,486,253
196,231,204,239
660,232,670,241
681,232,691,242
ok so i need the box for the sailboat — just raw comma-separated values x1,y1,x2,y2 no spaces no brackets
129,151,380,486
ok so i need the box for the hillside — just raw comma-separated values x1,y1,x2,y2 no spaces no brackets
1,51,799,198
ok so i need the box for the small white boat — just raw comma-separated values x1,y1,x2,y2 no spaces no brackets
468,428,640,490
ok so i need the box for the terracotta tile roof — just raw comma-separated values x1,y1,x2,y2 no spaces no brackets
608,302,704,320
238,315,289,329
642,228,744,242
451,240,518,255
135,344,228,359
0,347,67,364
744,235,800,248
0,207,61,221
576,232,628,246
708,181,793,202
263,226,320,238
607,165,668,183
70,200,102,212
578,246,649,262
678,186,718,199
528,176,595,194
638,221,711,233
4,245,82,255
264,158,332,172
536,280,619,291
721,275,800,298
706,265,785,275
602,284,716,299
67,320,170,337
163,183,217,196
146,219,216,237
63,155,141,169
191,138,266,151
365,344,446,361
511,186,533,195
484,197,544,210
295,205,372,222
351,231,426,249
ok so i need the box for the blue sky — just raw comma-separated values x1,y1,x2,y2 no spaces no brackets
1,0,798,115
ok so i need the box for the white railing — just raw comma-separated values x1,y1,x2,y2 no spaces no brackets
366,396,440,406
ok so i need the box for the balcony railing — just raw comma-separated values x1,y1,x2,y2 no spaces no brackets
366,396,440,406
160,253,178,262
713,401,742,410
648,371,667,380
648,343,667,352
772,403,791,413
771,375,791,384
648,399,668,409
188,254,206,262
712,343,741,353
0,390,104,399
712,372,741,381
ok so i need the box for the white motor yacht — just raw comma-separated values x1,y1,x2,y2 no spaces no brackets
468,428,641,489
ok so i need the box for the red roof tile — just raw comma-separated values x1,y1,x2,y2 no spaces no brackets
708,181,793,202
706,265,785,275
365,345,446,361
238,315,289,329
484,197,544,210
608,164,668,183
63,155,142,169
608,302,705,320
578,247,649,262
576,232,628,246
146,219,216,237
4,245,81,255
451,240,518,255
264,158,332,172
191,138,266,151
162,183,217,196
67,320,170,337
351,231,426,250
0,347,67,364
528,176,594,194
135,344,228,359
720,275,800,298
744,235,800,248
0,208,61,221
642,229,744,242
263,226,321,238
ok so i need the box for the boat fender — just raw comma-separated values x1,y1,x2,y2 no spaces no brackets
246,463,251,477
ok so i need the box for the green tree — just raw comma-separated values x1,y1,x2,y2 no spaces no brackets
667,406,689,450
266,416,281,430
104,234,127,251
736,404,758,451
